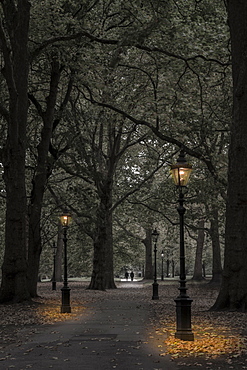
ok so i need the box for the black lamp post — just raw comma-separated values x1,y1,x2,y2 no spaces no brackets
161,250,164,281
60,210,72,313
52,241,57,291
166,251,170,278
152,228,159,300
170,150,194,341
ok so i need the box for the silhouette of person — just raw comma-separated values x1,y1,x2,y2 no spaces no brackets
130,271,134,281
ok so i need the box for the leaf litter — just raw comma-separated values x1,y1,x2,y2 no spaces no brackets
0,281,247,369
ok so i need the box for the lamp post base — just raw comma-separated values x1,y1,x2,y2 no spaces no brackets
61,287,71,313
174,296,194,341
175,330,194,341
152,282,159,300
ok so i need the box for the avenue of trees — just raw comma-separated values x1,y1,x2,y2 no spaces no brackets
0,0,246,311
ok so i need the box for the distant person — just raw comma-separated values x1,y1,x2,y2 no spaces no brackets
125,271,129,281
130,271,134,281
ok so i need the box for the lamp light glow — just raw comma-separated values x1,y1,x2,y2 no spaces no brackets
170,150,192,187
60,211,72,227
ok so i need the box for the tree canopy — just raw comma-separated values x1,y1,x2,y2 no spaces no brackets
0,0,244,310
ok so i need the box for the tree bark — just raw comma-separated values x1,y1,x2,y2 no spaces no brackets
209,205,222,284
1,147,30,302
192,219,205,281
0,0,31,302
142,228,153,279
27,59,61,297
212,1,247,310
87,180,116,290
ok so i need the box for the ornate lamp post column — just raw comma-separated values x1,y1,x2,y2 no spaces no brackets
60,210,72,313
52,241,57,291
170,150,194,341
152,228,159,300
161,250,164,281
166,251,170,277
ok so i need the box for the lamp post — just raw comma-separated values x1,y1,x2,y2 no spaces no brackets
52,241,57,291
152,228,159,300
170,150,194,341
166,251,170,278
60,210,72,313
161,250,164,281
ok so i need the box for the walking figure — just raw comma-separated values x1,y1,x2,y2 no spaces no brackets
130,271,134,281
125,271,129,281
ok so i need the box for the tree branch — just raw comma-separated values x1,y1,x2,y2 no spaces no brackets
82,90,227,189
30,29,229,67
111,160,165,212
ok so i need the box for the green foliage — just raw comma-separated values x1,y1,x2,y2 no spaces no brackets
0,0,230,280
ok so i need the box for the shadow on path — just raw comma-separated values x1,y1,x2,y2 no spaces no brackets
2,283,177,370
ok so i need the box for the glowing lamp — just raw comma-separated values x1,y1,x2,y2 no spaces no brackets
60,210,72,227
170,150,192,187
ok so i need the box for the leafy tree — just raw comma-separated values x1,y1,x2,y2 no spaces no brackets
83,0,230,287
0,0,232,301
0,0,86,300
212,1,247,310
0,0,31,302
50,96,167,289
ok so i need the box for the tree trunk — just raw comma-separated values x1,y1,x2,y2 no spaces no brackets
0,1,31,302
209,205,222,284
212,1,247,310
1,147,30,302
192,219,205,281
142,228,153,279
55,223,63,282
27,59,61,297
88,182,116,290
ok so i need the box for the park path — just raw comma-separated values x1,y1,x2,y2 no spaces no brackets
2,281,177,370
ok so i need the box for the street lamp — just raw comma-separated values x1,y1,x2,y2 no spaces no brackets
60,210,72,313
51,241,57,291
166,251,170,278
170,150,194,341
152,228,159,300
161,250,164,281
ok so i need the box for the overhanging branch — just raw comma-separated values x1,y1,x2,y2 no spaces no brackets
81,90,227,190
